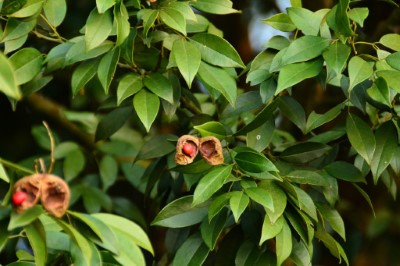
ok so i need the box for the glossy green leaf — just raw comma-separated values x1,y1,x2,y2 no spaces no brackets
246,117,275,152
191,0,239,15
284,209,311,247
172,233,210,266
315,227,349,265
287,170,330,186
172,38,201,88
246,50,273,85
65,38,114,66
278,96,306,133
264,35,290,50
92,213,154,255
280,142,331,164
9,47,43,85
322,42,351,76
4,34,28,54
116,73,143,105
0,163,10,183
0,52,21,99
348,56,373,91
194,121,227,139
193,165,233,206
2,18,36,42
99,155,118,191
379,33,400,51
98,47,120,93
260,181,287,223
276,218,292,266
43,0,66,27
63,148,85,182
353,183,375,217
114,2,130,46
276,59,323,94
201,209,227,250
348,7,369,27
152,195,208,228
24,219,47,266
371,122,397,184
144,73,174,104
259,215,284,245
346,113,375,164
316,203,346,240
137,9,158,37
85,8,113,51
245,187,274,212
376,70,400,93
290,239,312,266
71,60,98,96
133,90,160,132
10,0,43,18
8,205,43,230
222,91,263,119
367,77,391,107
287,7,320,35
386,52,400,70
263,13,296,32
325,161,366,183
235,151,277,173
167,2,197,21
191,33,245,68
197,62,237,105
229,191,249,223
208,193,231,222
95,107,132,141
305,102,345,133
326,0,353,37
96,0,114,13
160,8,186,35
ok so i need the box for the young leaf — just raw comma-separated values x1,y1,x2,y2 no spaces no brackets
114,2,130,46
263,13,296,32
229,191,249,223
96,0,114,13
346,113,375,165
348,7,369,27
85,8,113,51
348,56,373,92
245,187,274,212
116,73,143,105
322,42,351,76
276,218,292,266
133,90,160,132
44,0,66,27
171,38,201,88
192,165,233,206
9,47,43,85
160,8,186,35
194,121,227,139
305,102,345,133
98,47,120,93
0,52,20,99
287,7,320,35
143,73,174,104
259,181,287,224
259,215,284,245
379,33,400,51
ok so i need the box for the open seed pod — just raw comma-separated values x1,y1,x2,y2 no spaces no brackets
175,135,200,165
12,174,42,213
41,174,70,218
199,136,224,165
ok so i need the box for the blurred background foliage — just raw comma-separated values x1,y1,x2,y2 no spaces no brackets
1,0,400,265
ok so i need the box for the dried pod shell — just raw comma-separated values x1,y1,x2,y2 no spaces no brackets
12,174,42,213
41,174,70,218
199,136,224,165
175,135,200,165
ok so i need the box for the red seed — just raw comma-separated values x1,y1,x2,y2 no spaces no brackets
182,142,196,156
12,191,27,206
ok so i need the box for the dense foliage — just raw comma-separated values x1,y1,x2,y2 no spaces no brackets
1,0,400,265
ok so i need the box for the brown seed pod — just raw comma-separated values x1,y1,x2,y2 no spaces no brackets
41,174,70,218
199,136,224,165
12,174,42,213
175,135,200,165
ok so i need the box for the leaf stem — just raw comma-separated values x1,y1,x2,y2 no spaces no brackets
0,158,35,175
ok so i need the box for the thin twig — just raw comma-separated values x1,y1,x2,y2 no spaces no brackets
43,121,55,174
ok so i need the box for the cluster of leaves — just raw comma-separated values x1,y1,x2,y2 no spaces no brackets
0,0,400,265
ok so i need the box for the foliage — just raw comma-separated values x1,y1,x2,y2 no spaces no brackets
0,0,400,265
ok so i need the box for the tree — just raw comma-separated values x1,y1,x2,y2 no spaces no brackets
0,0,400,265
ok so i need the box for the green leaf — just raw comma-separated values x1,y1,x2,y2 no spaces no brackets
259,215,284,245
386,52,400,71
305,102,345,133
98,47,120,93
99,155,118,191
376,70,400,93
194,121,227,139
2,18,36,42
316,202,346,240
208,193,231,222
136,134,176,160
191,33,245,68
229,191,249,223
95,107,132,141
91,213,154,255
160,8,186,35
85,8,113,51
143,73,174,104
280,142,331,164
114,2,130,46
152,195,209,228
246,50,274,85
290,239,312,266
192,165,233,206
346,113,375,164
326,0,353,37
287,7,320,35
133,90,160,132
191,0,240,15
278,96,306,133
0,51,20,99
371,122,398,184
43,0,66,27
263,13,296,32
325,161,366,183
235,151,277,173
276,59,323,95
82,185,112,213
172,38,201,88
63,149,86,182
201,208,227,250
96,0,114,13
379,33,400,51
322,42,351,76
348,7,369,27
9,47,43,85
290,185,318,221
172,233,210,266
24,219,47,266
287,170,330,186
10,0,43,18
65,38,114,66
0,163,10,183
315,227,349,265
245,187,274,212
353,183,375,217
246,117,275,153
137,9,158,37
71,60,99,96
276,218,292,266
348,56,373,91
8,205,43,230
259,181,287,224
116,73,143,105
197,62,237,105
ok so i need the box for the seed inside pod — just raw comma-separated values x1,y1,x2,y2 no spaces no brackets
12,174,42,213
175,135,200,165
199,136,224,165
